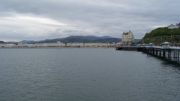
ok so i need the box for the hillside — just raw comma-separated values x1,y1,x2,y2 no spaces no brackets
142,27,180,44
0,41,5,44
37,36,121,43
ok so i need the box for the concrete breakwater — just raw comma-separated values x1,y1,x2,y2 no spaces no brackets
116,46,180,64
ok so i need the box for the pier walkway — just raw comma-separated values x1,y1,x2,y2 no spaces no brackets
116,46,180,64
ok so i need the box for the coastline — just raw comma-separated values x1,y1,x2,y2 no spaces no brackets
0,43,116,48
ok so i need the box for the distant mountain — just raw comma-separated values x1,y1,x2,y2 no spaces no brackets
20,40,37,44
0,41,5,44
37,36,121,43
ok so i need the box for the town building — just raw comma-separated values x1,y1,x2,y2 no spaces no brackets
168,24,180,29
122,31,134,46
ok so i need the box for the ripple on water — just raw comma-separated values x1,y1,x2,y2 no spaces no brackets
0,48,180,101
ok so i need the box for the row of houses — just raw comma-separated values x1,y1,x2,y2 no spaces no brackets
0,43,116,48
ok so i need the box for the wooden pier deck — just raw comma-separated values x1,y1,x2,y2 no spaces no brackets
116,46,180,64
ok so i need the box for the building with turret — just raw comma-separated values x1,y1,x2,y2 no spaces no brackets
122,31,134,46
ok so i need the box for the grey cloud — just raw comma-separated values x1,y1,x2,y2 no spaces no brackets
0,0,179,41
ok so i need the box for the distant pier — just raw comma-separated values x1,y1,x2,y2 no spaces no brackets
116,46,180,64
116,46,139,51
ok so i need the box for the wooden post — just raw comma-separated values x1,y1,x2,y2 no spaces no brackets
168,50,171,60
163,49,166,58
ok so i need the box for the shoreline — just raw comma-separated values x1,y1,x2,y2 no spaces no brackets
0,46,115,49
0,43,116,49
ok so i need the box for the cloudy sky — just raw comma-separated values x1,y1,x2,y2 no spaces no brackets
0,0,179,41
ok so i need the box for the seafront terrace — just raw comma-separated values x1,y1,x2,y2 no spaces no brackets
0,43,116,48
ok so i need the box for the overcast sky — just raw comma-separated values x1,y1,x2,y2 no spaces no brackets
0,0,179,41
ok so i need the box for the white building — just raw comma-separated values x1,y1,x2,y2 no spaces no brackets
168,24,179,29
122,31,134,46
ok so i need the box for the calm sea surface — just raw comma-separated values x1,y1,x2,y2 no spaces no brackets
0,48,180,101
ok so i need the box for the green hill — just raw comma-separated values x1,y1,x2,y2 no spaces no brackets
142,27,180,45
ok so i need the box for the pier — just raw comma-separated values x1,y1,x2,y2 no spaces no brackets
116,46,180,64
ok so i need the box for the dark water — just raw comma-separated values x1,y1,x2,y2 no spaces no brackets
0,48,180,101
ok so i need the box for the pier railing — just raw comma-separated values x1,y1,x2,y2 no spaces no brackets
116,46,180,64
